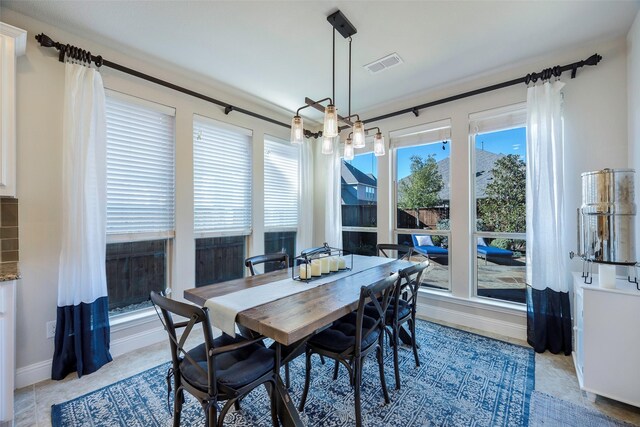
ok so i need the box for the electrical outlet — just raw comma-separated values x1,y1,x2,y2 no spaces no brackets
46,321,56,339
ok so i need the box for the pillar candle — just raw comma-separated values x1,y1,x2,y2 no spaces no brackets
338,257,347,270
311,259,322,276
320,256,330,274
329,256,339,272
299,264,310,280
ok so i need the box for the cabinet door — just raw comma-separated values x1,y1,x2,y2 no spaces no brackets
583,288,640,406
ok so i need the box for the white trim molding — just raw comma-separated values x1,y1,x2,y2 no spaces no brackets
416,291,527,341
0,22,27,197
15,324,166,389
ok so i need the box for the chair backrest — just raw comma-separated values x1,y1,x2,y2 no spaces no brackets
354,272,400,356
150,291,217,395
396,260,430,320
377,243,413,260
245,253,289,276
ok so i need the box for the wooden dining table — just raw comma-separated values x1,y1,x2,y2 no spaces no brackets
184,257,413,426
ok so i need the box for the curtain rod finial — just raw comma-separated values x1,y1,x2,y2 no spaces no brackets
35,33,55,48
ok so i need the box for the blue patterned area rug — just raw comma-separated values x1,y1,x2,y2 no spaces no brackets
51,321,534,426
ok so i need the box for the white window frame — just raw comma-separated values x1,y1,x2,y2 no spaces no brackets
469,103,527,304
391,119,453,292
104,90,176,317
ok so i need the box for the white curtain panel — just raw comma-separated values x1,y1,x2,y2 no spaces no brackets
525,80,568,293
296,139,314,252
323,137,343,249
58,63,108,306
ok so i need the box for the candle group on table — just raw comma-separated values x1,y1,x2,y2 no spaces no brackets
298,256,349,279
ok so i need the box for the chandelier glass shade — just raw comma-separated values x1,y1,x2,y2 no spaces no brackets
290,116,304,144
323,105,339,138
343,136,354,160
352,120,365,148
373,131,385,156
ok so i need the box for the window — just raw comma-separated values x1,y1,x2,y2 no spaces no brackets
105,92,175,314
264,136,298,268
342,150,377,256
470,105,527,304
392,120,451,291
193,115,252,286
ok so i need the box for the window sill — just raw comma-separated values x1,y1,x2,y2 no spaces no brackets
418,288,526,316
109,307,158,333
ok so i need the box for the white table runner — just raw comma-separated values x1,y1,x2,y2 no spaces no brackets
205,255,394,336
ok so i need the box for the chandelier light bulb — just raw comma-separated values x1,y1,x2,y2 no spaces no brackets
373,132,385,156
352,121,366,148
323,105,338,138
344,137,354,160
321,135,334,155
290,115,304,145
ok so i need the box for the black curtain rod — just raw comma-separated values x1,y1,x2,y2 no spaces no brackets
33,33,302,134
35,33,601,139
360,53,602,126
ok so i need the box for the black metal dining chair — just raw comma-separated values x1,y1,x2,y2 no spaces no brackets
245,253,289,275
369,260,429,389
150,291,278,427
376,243,414,260
298,273,399,427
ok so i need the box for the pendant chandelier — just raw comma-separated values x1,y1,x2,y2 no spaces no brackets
290,10,385,158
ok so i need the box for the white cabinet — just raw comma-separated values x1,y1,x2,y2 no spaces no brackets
0,280,16,424
0,22,27,197
572,272,640,407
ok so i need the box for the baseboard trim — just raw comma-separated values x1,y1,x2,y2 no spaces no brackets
15,326,166,389
417,301,527,341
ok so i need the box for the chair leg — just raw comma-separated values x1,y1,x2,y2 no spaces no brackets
333,359,340,380
298,348,313,412
410,318,420,367
354,358,363,427
217,399,235,427
392,324,401,390
320,354,326,365
173,387,184,427
285,362,291,389
234,400,241,411
204,400,217,427
377,343,390,403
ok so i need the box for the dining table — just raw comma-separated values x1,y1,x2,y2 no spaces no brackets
184,255,414,426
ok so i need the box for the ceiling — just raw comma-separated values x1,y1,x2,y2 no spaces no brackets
2,1,639,122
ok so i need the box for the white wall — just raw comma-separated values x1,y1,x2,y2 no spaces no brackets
315,36,629,335
629,11,640,254
2,9,292,385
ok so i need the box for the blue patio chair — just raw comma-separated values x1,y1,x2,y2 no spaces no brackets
477,237,513,264
411,234,448,260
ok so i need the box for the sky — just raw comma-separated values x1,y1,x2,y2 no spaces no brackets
343,127,526,180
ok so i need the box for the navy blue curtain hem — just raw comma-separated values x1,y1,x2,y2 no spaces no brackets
526,286,572,355
52,296,113,380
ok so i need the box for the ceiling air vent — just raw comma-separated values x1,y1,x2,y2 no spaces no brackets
364,53,403,75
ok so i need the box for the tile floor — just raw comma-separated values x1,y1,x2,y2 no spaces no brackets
13,317,640,426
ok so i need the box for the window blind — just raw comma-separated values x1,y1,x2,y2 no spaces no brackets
390,119,452,148
105,93,175,237
469,103,526,134
264,136,299,231
193,115,253,235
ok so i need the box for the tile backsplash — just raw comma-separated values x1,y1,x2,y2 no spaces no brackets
0,197,18,275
